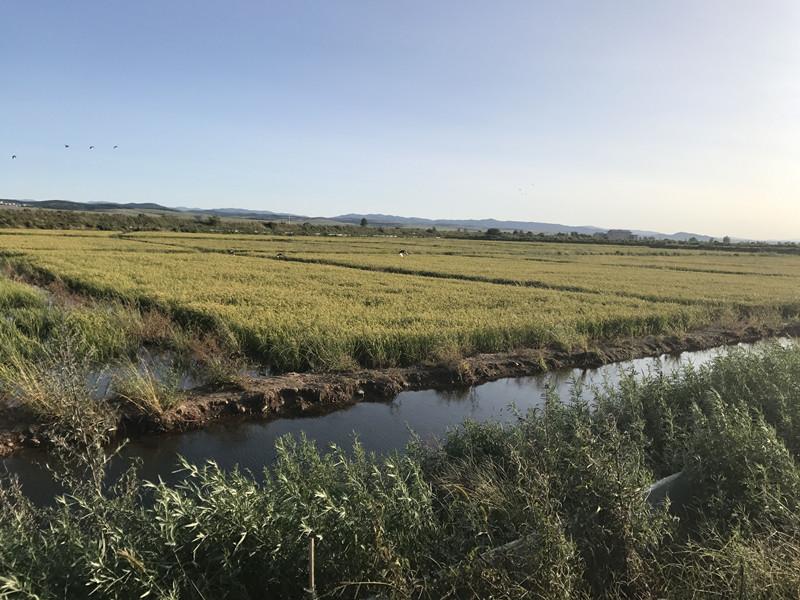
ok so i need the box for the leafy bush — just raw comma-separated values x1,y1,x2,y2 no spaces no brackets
1,339,800,597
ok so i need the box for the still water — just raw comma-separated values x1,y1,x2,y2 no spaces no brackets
2,339,790,503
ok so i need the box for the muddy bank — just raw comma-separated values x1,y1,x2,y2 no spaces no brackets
1,320,798,458
129,320,800,433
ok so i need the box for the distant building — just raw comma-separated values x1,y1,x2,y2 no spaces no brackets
607,229,636,241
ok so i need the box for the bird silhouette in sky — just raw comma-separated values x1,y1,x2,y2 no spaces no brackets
9,144,123,157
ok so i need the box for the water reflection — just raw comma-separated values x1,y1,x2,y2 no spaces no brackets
3,338,792,503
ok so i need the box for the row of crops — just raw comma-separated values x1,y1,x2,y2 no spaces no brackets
0,230,798,371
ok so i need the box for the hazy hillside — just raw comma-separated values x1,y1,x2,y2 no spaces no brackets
334,213,713,241
2,199,719,241
17,200,178,213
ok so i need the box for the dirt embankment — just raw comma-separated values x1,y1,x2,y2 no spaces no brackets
131,321,800,433
2,321,798,458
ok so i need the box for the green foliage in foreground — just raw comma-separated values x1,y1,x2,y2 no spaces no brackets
1,344,800,599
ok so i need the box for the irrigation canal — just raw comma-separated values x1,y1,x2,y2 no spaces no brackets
3,337,792,503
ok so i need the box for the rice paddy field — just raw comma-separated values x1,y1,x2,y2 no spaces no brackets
0,229,798,372
2,230,800,598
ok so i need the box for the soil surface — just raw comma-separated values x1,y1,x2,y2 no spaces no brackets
2,321,799,458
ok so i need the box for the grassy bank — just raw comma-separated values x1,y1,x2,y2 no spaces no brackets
1,343,799,598
0,271,243,430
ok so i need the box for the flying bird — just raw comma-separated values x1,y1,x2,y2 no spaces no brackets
11,155,16,159
64,144,69,148
89,146,95,150
113,145,118,149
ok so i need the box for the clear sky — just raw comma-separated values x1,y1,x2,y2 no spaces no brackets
2,1,798,239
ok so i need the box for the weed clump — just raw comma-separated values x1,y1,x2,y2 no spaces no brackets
112,358,183,417
0,272,248,431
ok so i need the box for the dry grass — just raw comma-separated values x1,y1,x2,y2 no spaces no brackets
113,358,183,416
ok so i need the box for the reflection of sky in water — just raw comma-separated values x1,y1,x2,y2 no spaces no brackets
86,349,203,401
4,338,793,503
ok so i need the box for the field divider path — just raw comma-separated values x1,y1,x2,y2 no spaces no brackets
146,322,800,436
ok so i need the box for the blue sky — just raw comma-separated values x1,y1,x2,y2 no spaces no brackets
2,1,798,239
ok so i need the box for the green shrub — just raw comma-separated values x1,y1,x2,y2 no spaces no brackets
1,338,800,598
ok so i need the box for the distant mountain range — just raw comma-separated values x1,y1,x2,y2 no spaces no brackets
334,213,606,235
331,213,715,242
8,199,179,213
174,206,307,222
3,199,725,242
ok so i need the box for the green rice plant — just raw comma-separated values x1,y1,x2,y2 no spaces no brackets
0,331,116,462
0,234,733,372
0,276,46,310
0,269,252,435
0,345,61,419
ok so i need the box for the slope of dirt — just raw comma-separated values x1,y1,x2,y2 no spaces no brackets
136,320,800,433
2,320,798,458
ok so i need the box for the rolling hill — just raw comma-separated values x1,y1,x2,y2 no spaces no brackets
1,199,719,241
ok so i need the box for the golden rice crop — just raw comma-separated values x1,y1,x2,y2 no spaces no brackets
287,252,800,308
127,232,800,308
1,230,797,371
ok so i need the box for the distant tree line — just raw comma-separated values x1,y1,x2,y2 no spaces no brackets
0,206,796,254
477,227,799,254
